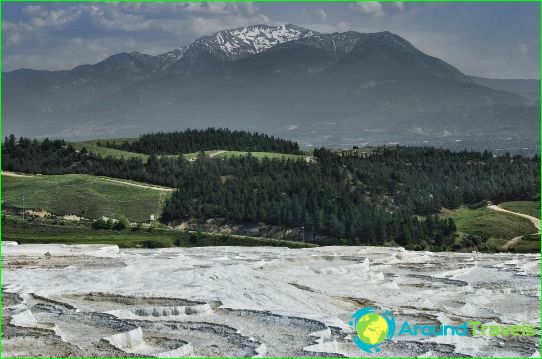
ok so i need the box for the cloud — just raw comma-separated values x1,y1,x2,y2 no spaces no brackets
301,8,328,24
2,35,177,71
88,5,152,32
27,8,82,28
30,10,81,28
349,2,385,18
7,32,23,46
84,2,267,34
305,22,351,33
317,9,328,22
393,2,405,12
166,2,258,16
6,2,266,39
349,2,408,17
1,6,82,48
22,5,42,16
190,14,271,36
2,22,23,45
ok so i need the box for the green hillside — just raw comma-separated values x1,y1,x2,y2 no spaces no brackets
2,173,172,222
214,150,307,160
72,139,307,162
499,200,540,219
70,139,148,161
448,205,537,251
509,234,540,253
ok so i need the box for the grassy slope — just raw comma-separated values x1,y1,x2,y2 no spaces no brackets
70,139,149,161
2,217,315,249
71,139,308,162
497,200,541,253
2,174,171,222
449,206,538,251
178,150,308,161
510,234,540,253
499,201,540,219
214,151,307,160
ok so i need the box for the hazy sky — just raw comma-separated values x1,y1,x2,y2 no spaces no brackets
2,2,539,79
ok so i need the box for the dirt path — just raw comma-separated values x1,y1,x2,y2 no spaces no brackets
3,171,174,192
97,177,174,192
487,205,540,231
487,204,540,251
499,236,522,251
2,171,34,178
208,150,226,158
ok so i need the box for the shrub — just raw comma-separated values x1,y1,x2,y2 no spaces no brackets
189,232,203,244
140,239,170,248
92,218,111,230
113,217,129,230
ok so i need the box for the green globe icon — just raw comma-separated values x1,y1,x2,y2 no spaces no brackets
356,312,389,345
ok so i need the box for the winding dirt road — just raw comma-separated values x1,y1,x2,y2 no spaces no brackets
97,177,175,192
2,171,174,192
208,150,227,158
487,204,540,251
2,171,34,178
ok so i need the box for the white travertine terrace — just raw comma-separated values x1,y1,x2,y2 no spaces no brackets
2,243,540,357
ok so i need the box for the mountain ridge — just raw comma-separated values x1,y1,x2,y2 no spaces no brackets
2,24,539,152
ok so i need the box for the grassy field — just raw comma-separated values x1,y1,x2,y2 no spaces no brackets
2,174,171,222
71,141,308,163
499,200,540,219
2,217,315,249
448,206,537,251
70,140,148,161
181,150,308,161
509,234,540,253
182,150,225,160
213,150,307,160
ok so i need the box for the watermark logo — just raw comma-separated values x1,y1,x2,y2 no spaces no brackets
349,307,395,353
350,307,538,354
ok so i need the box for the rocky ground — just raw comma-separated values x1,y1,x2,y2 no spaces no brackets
2,242,540,357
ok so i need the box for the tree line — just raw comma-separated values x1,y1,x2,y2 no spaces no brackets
98,128,301,155
3,134,539,250
314,147,539,214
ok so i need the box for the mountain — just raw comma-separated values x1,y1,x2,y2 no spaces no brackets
157,48,187,66
2,24,539,152
165,24,316,75
2,51,168,135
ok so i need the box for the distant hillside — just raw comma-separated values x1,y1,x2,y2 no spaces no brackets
103,128,301,155
71,138,149,161
470,76,539,101
3,134,539,250
2,24,537,153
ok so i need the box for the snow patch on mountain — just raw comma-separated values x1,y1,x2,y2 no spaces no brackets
157,48,187,63
200,24,316,60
